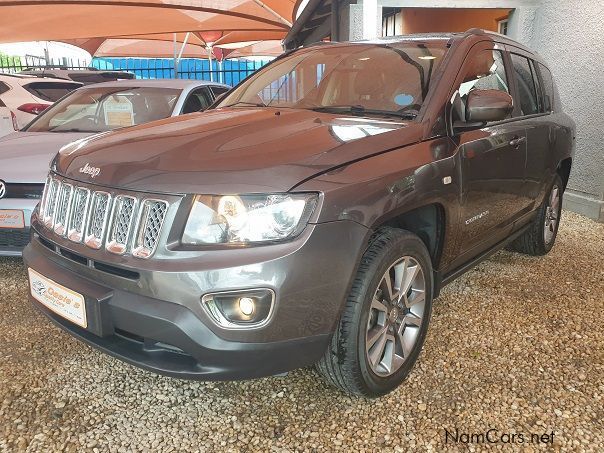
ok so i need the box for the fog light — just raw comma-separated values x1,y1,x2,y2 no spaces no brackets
238,297,255,317
201,289,275,329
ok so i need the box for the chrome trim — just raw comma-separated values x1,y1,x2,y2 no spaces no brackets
67,187,91,243
106,195,137,255
201,289,276,330
84,191,112,250
132,199,168,259
53,183,74,237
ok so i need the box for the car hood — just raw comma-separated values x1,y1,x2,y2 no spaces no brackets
0,131,91,183
54,108,425,194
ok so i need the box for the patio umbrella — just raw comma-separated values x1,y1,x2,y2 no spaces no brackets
0,1,295,43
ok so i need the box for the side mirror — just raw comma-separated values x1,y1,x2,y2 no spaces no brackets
465,89,513,123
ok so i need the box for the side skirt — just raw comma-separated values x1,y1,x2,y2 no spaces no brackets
433,223,531,297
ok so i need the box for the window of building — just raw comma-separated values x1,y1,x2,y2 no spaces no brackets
382,8,403,37
498,19,509,35
510,54,539,116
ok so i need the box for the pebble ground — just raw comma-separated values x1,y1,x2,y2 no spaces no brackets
0,211,602,452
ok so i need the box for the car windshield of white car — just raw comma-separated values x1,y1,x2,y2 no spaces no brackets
25,86,181,133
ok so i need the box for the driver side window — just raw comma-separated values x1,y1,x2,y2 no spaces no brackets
453,49,509,122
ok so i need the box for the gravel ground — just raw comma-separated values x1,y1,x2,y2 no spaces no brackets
0,211,602,452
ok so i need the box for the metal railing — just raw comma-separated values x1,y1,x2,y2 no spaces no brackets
0,56,269,86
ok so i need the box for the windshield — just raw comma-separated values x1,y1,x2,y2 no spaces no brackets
25,86,181,133
217,41,448,118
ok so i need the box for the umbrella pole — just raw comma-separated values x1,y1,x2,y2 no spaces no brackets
173,33,178,79
207,46,213,82
219,60,223,84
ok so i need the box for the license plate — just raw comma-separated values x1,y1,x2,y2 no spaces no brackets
0,210,25,229
28,268,87,328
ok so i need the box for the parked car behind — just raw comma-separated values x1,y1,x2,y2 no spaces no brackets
0,74,82,128
24,30,574,396
0,97,17,138
19,67,136,85
0,79,230,255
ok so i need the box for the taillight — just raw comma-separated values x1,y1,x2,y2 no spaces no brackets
10,111,18,130
17,103,50,115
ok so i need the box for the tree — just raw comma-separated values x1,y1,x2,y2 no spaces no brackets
0,52,21,68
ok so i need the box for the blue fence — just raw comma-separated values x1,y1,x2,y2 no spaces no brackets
91,57,270,86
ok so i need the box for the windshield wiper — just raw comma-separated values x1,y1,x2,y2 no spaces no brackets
311,105,418,120
220,100,267,108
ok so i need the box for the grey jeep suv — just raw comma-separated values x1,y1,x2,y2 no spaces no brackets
24,30,574,397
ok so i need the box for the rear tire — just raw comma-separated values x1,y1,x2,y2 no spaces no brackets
317,228,433,397
508,175,563,256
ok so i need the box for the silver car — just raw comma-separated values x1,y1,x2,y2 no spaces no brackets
0,79,230,255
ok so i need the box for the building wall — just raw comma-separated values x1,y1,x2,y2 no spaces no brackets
509,0,604,220
401,8,510,33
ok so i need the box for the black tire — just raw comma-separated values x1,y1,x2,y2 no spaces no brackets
508,174,563,256
316,227,433,397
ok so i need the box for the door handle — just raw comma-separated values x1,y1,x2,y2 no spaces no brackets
509,136,526,148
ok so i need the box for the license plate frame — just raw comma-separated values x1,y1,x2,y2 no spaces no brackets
0,209,25,229
28,268,88,328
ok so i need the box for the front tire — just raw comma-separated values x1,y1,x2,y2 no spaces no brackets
317,228,433,397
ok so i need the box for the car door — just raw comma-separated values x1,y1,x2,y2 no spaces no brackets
180,87,214,114
508,52,555,214
448,43,530,266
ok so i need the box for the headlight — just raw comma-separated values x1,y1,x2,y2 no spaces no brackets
182,193,318,245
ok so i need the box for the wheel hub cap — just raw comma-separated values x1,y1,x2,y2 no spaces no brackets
365,256,427,377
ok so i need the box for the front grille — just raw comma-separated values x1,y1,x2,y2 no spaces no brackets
0,228,30,248
39,174,171,259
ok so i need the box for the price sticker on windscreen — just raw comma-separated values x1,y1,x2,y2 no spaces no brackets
103,96,134,127
0,210,25,229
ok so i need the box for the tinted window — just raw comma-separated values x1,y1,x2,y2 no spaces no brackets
23,82,81,102
510,54,539,115
537,63,554,112
0,98,5,107
210,86,229,98
0,82,9,95
181,87,213,114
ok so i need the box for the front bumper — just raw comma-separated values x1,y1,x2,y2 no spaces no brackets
0,198,38,256
24,219,369,380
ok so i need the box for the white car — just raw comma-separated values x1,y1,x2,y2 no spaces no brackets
0,78,230,255
0,74,82,129
0,97,17,138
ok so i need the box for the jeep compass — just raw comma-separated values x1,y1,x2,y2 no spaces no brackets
24,30,575,397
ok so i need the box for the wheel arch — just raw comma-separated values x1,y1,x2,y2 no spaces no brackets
557,157,572,191
371,203,447,270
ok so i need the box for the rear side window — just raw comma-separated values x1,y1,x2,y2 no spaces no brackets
181,87,214,114
0,81,9,95
0,98,5,107
537,63,554,112
210,86,229,98
23,82,81,102
510,54,539,116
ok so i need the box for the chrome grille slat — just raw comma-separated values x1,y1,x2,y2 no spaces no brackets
53,183,73,236
85,192,111,249
68,187,91,243
133,200,168,259
106,195,136,255
40,174,169,259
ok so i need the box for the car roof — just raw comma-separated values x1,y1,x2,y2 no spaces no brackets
74,79,231,90
0,73,82,85
306,29,540,60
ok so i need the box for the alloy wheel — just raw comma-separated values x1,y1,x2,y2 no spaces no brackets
365,256,426,377
544,184,560,244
